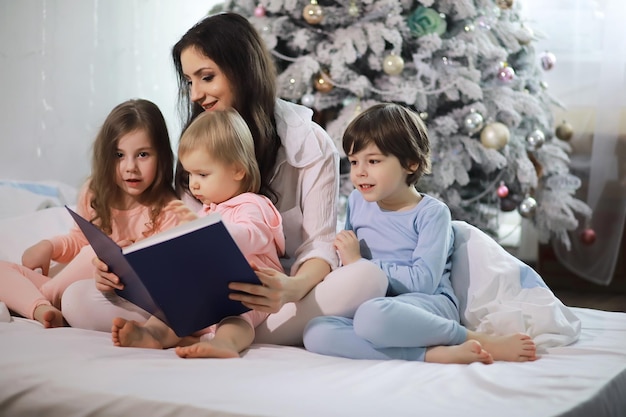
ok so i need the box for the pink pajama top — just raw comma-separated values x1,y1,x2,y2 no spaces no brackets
199,192,285,331
50,184,179,263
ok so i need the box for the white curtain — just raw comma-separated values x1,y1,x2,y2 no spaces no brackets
524,0,626,285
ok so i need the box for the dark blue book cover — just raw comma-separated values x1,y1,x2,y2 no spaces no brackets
65,206,260,337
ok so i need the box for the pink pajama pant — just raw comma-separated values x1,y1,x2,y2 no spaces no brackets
0,245,96,319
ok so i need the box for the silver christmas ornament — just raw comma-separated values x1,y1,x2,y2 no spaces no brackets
463,111,484,135
526,129,546,150
518,196,537,218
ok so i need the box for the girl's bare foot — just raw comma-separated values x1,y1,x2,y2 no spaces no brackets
469,332,538,362
33,304,65,328
176,340,240,359
425,340,494,364
111,317,162,349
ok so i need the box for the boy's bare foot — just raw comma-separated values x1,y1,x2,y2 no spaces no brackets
111,317,162,349
425,340,494,364
175,340,240,359
469,332,538,362
33,304,65,328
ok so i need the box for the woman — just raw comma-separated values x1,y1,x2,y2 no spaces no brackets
62,12,387,346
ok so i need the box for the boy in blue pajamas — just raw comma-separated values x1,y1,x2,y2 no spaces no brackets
303,104,538,364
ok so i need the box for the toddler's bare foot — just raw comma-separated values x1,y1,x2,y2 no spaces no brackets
176,340,240,359
111,317,162,349
425,340,494,364
470,332,538,362
33,305,65,328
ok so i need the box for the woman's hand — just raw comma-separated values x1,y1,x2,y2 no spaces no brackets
165,199,198,224
228,264,294,313
334,230,361,266
21,240,54,276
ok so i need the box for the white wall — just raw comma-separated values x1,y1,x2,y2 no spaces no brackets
0,0,219,188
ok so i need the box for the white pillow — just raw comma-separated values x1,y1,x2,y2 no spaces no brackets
0,206,75,264
0,180,78,220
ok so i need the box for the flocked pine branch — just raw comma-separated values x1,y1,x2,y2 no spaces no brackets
214,0,591,249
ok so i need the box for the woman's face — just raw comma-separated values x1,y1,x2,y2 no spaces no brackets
181,46,235,112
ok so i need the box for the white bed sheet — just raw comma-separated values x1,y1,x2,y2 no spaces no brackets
0,307,625,417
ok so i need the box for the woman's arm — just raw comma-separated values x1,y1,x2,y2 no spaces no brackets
229,257,330,313
228,121,339,312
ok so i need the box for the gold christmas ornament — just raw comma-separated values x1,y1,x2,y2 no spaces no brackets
303,0,324,25
496,0,514,10
382,53,405,76
555,121,574,141
348,0,359,17
480,122,510,150
313,72,333,93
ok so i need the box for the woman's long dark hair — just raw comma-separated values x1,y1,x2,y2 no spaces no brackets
172,12,280,202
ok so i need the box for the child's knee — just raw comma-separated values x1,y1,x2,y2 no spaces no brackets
303,316,348,354
353,298,395,340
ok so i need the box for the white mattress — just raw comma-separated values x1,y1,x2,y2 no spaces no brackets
0,307,625,417
1,182,625,416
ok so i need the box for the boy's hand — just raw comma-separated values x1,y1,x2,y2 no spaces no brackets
334,230,361,266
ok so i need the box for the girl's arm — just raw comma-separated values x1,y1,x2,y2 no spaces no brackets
21,239,54,276
46,184,92,264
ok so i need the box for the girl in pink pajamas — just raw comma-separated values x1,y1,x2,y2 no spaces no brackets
0,99,178,328
104,109,286,359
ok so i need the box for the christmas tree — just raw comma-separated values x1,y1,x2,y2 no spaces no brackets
216,0,591,249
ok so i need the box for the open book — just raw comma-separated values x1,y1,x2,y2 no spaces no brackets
65,206,260,337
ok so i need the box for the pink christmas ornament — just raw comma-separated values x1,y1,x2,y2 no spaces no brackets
254,4,266,17
497,66,515,82
497,183,509,198
580,228,597,245
540,51,556,71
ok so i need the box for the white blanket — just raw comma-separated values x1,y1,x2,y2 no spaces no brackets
451,221,581,350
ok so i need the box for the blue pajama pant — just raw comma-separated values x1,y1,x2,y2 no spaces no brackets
303,292,467,361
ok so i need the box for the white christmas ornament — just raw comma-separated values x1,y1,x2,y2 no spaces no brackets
383,54,404,76
301,93,315,108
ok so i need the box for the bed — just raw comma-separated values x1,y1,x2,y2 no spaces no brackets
1,182,625,417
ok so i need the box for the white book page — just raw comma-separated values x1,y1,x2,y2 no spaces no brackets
123,212,222,254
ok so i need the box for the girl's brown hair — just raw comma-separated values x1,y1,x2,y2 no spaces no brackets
342,103,432,185
89,99,175,235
